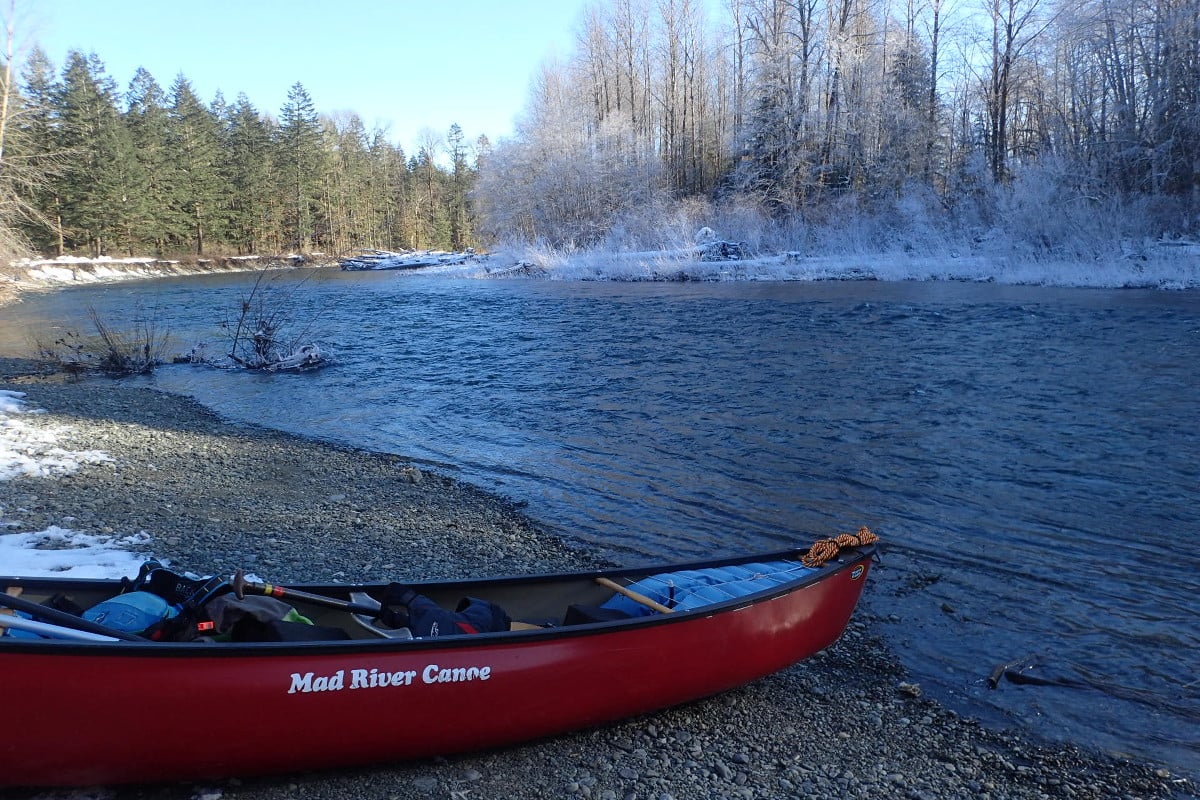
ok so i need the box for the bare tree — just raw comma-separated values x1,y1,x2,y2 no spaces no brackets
0,0,59,263
983,0,1056,181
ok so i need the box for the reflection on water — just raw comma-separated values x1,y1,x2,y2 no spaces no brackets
3,270,1199,776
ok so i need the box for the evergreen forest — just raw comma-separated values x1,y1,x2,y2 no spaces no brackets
1,0,1197,266
1,50,478,262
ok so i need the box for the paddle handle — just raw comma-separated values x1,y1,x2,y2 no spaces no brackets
232,570,382,615
595,577,674,614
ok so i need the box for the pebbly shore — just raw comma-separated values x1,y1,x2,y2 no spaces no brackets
0,357,1194,800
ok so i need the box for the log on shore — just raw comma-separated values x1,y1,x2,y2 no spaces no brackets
339,249,480,271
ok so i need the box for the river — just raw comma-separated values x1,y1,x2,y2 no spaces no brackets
3,267,1198,777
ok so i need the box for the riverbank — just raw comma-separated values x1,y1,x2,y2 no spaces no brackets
0,357,1192,800
0,255,331,315
7,241,1200,294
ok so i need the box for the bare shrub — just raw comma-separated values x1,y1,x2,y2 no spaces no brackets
35,304,170,376
218,269,326,371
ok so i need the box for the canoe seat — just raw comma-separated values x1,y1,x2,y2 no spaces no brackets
509,621,540,631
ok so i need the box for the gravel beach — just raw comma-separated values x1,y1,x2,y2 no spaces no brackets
1,356,1194,800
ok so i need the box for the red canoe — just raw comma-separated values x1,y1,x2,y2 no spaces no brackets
0,534,877,787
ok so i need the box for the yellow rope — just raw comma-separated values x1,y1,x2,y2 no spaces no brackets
801,526,879,568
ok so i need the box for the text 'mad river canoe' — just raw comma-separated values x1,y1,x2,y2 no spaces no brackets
0,529,878,787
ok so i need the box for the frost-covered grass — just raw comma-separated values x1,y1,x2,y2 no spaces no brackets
483,184,1200,289
489,238,1198,289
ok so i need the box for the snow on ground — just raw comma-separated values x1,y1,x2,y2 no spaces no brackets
11,255,175,285
0,527,151,578
4,253,268,289
1,389,150,578
0,390,112,480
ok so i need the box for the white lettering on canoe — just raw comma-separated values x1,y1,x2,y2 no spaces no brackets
422,663,492,684
287,664,490,694
350,667,417,688
288,669,345,693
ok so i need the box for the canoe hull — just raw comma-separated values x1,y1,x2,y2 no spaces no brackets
1,549,873,787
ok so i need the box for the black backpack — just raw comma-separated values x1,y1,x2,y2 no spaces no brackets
120,561,231,640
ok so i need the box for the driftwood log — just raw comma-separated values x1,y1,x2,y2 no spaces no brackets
339,249,479,271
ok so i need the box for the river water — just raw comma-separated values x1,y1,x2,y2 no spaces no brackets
3,268,1198,776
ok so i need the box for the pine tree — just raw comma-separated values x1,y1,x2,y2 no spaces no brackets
11,46,62,254
54,51,139,255
221,93,278,254
164,74,224,254
878,38,934,193
277,82,324,252
446,123,471,249
124,68,172,253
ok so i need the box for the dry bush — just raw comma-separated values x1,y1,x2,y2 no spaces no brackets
215,269,326,371
35,304,170,376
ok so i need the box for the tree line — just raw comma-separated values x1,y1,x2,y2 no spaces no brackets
473,0,1199,255
1,47,480,261
2,0,1197,266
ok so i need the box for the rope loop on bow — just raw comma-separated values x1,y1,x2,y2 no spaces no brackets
801,526,879,568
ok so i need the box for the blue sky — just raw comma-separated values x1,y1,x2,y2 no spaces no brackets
23,0,589,152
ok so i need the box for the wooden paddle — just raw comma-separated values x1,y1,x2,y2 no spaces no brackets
0,586,19,613
0,587,20,635
595,577,675,614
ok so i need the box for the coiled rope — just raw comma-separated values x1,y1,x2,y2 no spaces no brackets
801,526,879,568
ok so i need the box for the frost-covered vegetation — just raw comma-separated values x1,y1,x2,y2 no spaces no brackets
29,270,328,376
485,170,1199,287
471,0,1199,284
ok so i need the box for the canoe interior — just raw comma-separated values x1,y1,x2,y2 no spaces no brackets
0,544,874,650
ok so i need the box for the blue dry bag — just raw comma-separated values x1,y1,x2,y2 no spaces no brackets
83,591,178,634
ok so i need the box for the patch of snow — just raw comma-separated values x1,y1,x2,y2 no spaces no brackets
26,265,83,282
0,527,152,579
6,254,279,290
0,390,113,480
1,391,149,579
